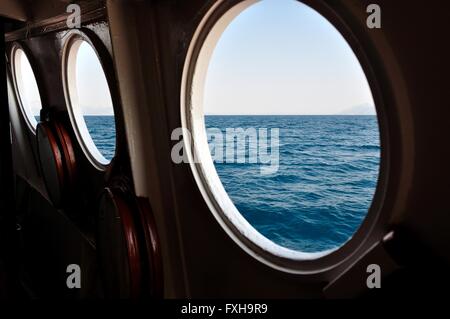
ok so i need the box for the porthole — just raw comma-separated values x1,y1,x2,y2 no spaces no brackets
182,0,384,271
11,45,43,132
63,32,116,169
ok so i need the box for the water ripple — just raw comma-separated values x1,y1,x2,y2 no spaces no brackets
206,115,380,253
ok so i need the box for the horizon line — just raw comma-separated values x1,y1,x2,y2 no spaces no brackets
81,114,377,116
204,114,376,116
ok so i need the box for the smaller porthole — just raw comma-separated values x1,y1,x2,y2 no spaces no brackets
63,33,116,169
11,45,43,132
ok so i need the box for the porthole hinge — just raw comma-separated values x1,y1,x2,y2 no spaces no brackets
323,231,400,298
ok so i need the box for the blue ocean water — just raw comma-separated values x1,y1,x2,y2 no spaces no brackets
205,115,380,253
85,115,380,253
84,116,116,161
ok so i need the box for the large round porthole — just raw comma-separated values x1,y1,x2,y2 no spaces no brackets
63,32,116,169
182,0,383,270
11,45,43,132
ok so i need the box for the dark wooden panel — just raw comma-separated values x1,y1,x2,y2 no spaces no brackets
5,1,106,42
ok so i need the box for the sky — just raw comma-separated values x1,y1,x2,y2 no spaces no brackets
16,49,42,119
75,42,114,115
203,0,376,115
17,0,375,117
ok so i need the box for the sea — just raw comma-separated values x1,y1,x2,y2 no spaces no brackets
84,116,116,161
87,115,380,253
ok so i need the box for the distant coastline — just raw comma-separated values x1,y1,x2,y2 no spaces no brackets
205,104,377,117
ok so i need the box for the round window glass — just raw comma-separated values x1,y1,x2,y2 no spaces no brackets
13,47,42,130
184,0,381,259
65,38,116,167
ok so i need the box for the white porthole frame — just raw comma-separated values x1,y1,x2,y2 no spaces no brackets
10,43,43,134
181,0,389,274
62,31,116,170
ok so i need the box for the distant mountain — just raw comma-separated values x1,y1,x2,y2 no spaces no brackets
338,103,376,115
